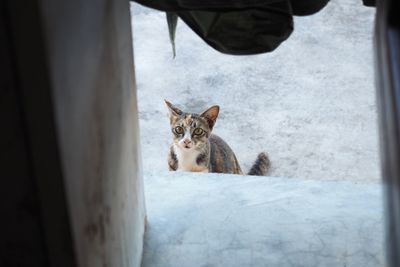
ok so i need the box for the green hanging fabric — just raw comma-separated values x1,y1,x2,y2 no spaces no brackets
166,12,178,57
134,0,329,55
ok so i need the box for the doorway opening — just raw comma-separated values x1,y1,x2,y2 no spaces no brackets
130,1,384,266
131,2,379,182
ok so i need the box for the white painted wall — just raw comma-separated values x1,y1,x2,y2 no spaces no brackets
40,0,146,266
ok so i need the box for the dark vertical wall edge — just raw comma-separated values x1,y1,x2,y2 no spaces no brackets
374,0,400,266
4,0,77,266
0,2,47,266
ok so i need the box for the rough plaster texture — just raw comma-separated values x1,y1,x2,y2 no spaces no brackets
42,0,146,266
131,1,380,181
142,171,384,267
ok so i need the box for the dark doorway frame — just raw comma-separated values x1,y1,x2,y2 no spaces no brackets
375,0,400,266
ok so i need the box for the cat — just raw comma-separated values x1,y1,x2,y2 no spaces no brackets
165,100,270,175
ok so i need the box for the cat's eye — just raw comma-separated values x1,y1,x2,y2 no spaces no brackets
193,128,204,135
174,126,184,135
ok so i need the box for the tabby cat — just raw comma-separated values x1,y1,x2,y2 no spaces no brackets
165,100,270,175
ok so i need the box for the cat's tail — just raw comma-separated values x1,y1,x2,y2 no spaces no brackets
247,152,270,176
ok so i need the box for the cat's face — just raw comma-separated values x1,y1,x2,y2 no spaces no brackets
165,100,219,151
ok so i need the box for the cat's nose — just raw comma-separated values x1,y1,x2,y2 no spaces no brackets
183,139,192,145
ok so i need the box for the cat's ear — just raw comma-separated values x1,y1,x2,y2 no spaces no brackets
200,105,219,130
164,100,183,117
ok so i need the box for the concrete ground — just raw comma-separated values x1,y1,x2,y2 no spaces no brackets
142,171,384,267
131,1,379,181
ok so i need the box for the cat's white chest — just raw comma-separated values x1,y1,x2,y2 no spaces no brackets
173,145,208,173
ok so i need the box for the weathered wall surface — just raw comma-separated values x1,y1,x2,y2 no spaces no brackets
40,0,146,266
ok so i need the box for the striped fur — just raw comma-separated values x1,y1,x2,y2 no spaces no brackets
165,100,270,176
247,152,270,176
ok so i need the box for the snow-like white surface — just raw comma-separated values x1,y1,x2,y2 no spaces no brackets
142,171,384,267
131,1,379,181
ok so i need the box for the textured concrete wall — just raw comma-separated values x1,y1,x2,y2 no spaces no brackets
40,0,146,266
132,1,378,182
143,171,384,267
